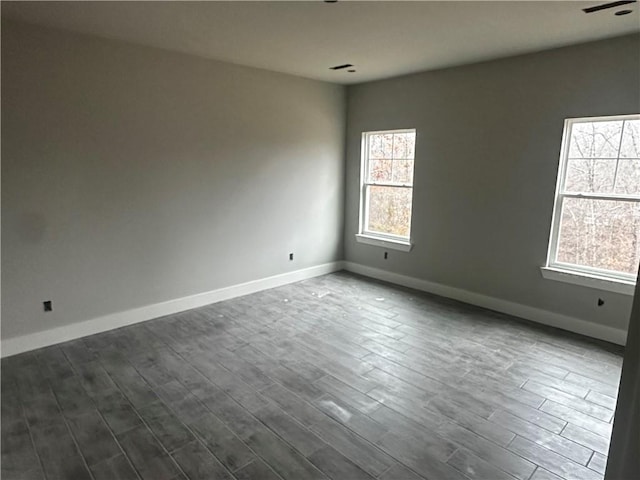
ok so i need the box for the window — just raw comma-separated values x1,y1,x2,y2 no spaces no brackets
356,129,416,251
543,114,640,294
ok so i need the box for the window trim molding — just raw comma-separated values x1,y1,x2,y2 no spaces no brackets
357,128,416,249
355,233,413,252
540,266,635,295
543,114,640,289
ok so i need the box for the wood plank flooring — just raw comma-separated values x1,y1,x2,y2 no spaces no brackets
1,272,624,480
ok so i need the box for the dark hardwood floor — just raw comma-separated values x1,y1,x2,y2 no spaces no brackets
1,272,624,480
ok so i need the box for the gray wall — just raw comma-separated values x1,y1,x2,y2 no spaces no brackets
605,270,640,479
2,20,346,339
345,34,640,333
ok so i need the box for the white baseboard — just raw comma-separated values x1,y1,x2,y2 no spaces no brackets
4,260,626,357
1,261,345,357
343,262,628,346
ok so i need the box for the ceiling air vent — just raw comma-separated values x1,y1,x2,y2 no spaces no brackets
583,0,636,13
329,64,353,71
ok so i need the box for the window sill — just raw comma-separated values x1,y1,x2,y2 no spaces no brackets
540,266,635,295
355,234,413,252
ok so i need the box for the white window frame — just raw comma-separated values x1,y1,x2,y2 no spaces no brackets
542,114,640,295
356,129,416,252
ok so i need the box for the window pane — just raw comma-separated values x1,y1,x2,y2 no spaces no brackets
367,185,412,237
615,160,640,195
564,159,615,194
368,159,393,182
568,121,623,159
392,159,414,184
556,198,640,275
369,133,393,159
393,133,408,159
620,120,640,159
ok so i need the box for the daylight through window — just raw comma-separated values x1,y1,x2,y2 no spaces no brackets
358,129,416,248
545,114,640,283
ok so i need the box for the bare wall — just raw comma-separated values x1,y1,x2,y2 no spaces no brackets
345,34,640,333
2,20,346,339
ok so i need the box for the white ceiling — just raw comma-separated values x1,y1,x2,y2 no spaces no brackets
2,1,639,84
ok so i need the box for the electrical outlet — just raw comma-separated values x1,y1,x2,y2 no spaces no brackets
43,300,52,312
289,253,294,261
